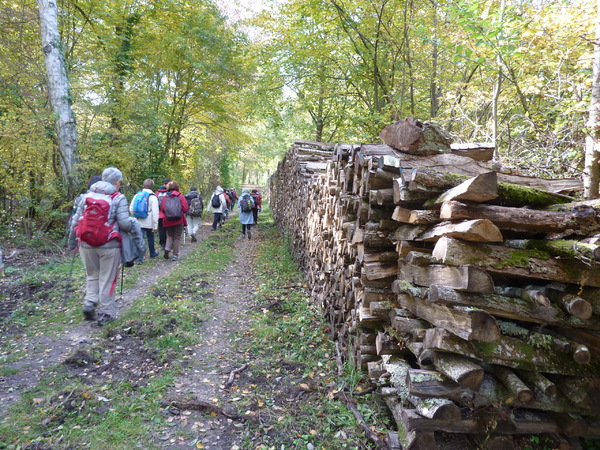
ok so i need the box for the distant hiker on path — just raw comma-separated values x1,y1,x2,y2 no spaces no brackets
68,167,131,326
251,189,262,224
184,186,203,243
130,178,159,263
156,179,171,251
238,188,255,239
210,186,227,231
160,180,188,261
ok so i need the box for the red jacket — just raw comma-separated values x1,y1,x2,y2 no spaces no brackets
156,188,169,220
160,190,189,227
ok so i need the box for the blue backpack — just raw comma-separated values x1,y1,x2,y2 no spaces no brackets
132,191,152,219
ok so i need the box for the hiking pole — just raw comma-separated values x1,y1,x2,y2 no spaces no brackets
65,251,77,296
120,263,124,296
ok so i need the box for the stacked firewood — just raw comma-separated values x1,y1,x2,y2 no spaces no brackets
270,119,600,449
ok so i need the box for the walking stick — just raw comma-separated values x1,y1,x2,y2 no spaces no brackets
120,263,124,295
65,251,77,296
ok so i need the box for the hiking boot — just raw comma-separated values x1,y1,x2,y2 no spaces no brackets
97,313,114,327
164,250,170,260
191,235,197,243
150,251,160,258
172,256,179,261
83,304,96,321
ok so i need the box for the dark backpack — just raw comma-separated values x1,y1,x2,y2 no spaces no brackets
163,193,183,221
189,196,203,217
75,192,122,246
211,193,221,208
132,191,152,219
240,195,253,213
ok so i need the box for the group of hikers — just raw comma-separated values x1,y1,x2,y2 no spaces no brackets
67,166,263,327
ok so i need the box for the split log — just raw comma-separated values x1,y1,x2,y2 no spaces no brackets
376,331,404,356
432,236,600,288
450,142,495,161
433,352,484,390
392,206,440,224
416,219,503,242
397,292,500,342
404,251,438,266
397,241,432,258
440,200,599,234
424,171,498,206
363,261,398,280
389,308,430,335
392,179,432,205
398,262,495,294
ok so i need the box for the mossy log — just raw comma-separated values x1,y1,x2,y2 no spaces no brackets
432,236,600,288
423,328,600,376
407,369,600,417
429,285,600,330
505,239,600,263
423,171,499,207
440,200,599,235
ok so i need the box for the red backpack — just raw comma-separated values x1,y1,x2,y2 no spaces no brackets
75,192,122,246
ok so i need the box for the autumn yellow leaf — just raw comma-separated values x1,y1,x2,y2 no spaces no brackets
196,443,205,449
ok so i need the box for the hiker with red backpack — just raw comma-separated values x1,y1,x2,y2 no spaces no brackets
251,189,262,224
68,167,131,326
155,178,171,251
129,178,160,263
160,180,188,261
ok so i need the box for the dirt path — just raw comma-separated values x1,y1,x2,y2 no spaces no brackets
0,222,216,418
153,231,259,448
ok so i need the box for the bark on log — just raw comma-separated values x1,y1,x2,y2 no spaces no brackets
379,118,452,155
398,262,495,294
440,200,599,235
398,292,500,342
432,236,600,288
416,219,503,242
433,352,484,390
424,171,499,206
424,328,600,376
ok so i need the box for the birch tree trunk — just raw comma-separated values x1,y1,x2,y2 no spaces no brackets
37,0,78,195
585,0,600,199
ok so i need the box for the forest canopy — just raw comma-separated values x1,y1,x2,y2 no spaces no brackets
0,0,596,237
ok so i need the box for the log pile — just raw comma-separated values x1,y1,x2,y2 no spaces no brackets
269,120,600,449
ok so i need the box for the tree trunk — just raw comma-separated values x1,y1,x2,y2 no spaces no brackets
584,0,600,199
37,0,78,196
